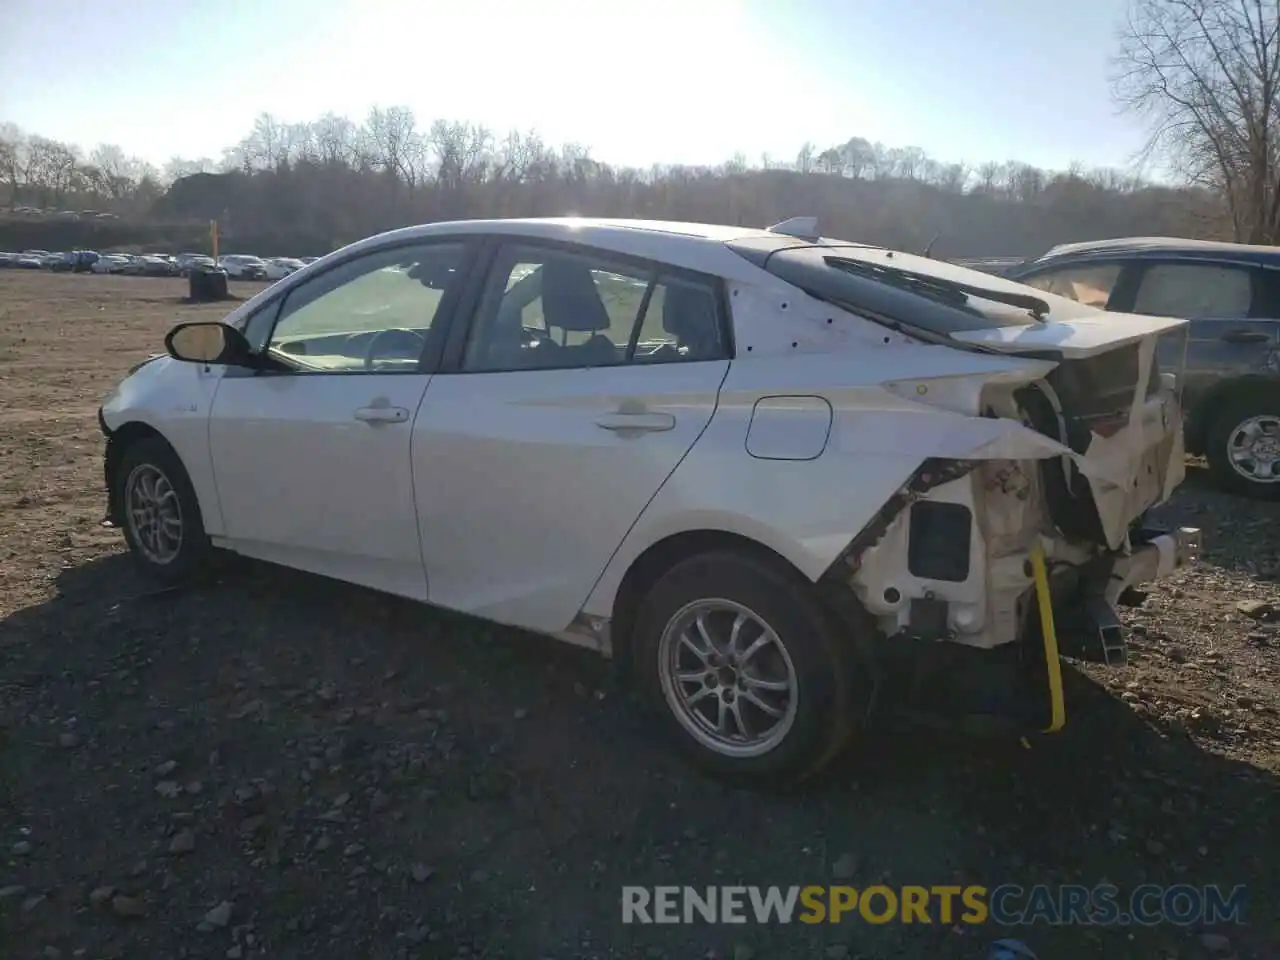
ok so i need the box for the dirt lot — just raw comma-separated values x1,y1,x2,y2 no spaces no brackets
1,271,1277,960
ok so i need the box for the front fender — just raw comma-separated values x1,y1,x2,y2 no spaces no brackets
101,357,226,536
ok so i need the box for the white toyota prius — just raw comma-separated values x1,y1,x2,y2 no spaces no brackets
99,216,1200,784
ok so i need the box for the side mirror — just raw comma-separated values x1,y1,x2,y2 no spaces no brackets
164,321,255,367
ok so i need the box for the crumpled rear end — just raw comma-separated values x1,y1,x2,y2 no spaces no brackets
829,328,1196,654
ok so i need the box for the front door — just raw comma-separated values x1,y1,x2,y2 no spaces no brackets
412,240,732,632
207,239,473,600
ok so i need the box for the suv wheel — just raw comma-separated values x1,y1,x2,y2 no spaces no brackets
631,549,866,785
1206,393,1280,498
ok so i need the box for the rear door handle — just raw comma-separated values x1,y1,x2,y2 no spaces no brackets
595,412,676,433
1220,329,1271,344
353,405,410,424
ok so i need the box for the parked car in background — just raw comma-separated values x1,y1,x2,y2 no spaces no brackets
13,254,43,269
182,256,217,275
92,255,131,274
97,216,1196,783
141,255,180,277
50,250,101,273
176,253,216,274
263,257,306,281
218,254,268,279
1005,237,1280,498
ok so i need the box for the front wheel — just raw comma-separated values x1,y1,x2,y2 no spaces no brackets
631,550,866,785
1205,393,1280,499
113,437,213,583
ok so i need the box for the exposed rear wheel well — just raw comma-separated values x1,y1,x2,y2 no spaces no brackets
610,530,808,668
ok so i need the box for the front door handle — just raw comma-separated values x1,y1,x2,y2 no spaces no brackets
595,412,676,433
1220,329,1271,344
353,405,410,424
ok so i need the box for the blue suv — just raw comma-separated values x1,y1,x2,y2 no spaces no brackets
1005,237,1280,498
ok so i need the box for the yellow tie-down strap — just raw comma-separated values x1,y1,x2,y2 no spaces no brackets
1029,539,1066,733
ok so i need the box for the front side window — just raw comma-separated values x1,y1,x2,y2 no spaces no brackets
1131,262,1254,318
462,244,725,372
261,242,466,373
1020,262,1122,308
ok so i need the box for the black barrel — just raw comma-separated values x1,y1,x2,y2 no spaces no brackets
188,265,229,301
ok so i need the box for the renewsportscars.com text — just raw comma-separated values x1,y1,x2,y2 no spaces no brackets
621,884,1247,926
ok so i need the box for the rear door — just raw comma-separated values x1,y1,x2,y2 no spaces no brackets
1113,258,1278,412
411,238,732,634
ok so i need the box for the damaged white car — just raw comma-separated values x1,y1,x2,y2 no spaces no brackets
98,216,1199,783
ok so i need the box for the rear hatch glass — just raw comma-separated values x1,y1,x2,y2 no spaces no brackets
727,239,1114,338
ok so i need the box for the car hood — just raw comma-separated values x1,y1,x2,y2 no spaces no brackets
127,353,167,376
950,312,1186,359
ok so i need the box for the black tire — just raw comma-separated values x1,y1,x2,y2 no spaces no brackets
1204,391,1280,499
631,549,867,785
112,436,212,583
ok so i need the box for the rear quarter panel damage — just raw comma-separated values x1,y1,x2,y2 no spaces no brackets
578,346,1099,625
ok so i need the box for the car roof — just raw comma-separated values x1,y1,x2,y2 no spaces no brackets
407,217,799,251
1030,236,1280,266
340,217,874,284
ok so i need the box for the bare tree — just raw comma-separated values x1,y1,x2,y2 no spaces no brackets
723,151,749,175
26,137,78,205
1114,0,1280,242
937,162,971,193
0,123,23,209
840,137,874,179
312,113,358,167
898,146,927,180
365,106,422,188
251,113,289,168
162,156,216,183
90,144,139,199
975,161,1001,194
795,141,815,174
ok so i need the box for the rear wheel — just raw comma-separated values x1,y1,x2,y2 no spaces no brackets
113,437,212,583
1205,393,1280,499
631,549,866,785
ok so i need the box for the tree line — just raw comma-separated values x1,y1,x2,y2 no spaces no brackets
0,112,1217,259
1,0,1274,257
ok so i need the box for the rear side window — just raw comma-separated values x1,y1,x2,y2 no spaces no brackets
462,244,727,372
1021,263,1121,308
1131,262,1253,318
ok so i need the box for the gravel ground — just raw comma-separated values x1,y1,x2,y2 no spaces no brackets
1,271,1277,960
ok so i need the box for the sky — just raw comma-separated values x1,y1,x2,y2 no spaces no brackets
0,0,1154,175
